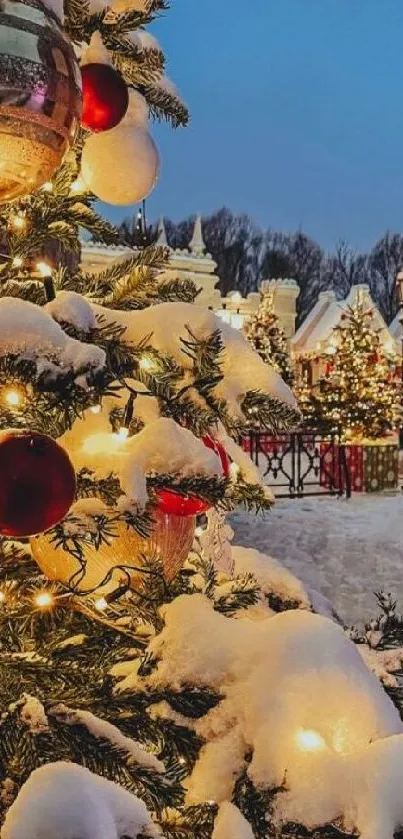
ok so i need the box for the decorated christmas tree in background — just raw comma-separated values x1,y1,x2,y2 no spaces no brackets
2,2,403,838
296,302,402,441
245,290,294,387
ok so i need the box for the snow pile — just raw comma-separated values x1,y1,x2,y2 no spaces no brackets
116,594,403,832
46,290,97,334
2,762,159,839
87,300,297,423
212,802,254,839
50,705,164,772
0,297,105,382
63,409,222,510
231,545,310,609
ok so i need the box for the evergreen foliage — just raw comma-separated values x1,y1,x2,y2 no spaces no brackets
296,303,402,441
245,291,294,387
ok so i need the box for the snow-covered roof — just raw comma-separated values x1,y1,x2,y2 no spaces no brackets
292,285,398,355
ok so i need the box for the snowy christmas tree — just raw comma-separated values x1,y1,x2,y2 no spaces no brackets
1,3,403,839
297,302,402,441
245,291,294,387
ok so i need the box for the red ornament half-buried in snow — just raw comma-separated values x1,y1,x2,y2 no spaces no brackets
81,63,129,132
156,435,230,518
0,429,76,537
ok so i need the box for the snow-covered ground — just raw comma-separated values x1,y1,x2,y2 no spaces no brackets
230,494,403,626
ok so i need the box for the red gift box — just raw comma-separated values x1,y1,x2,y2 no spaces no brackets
320,443,364,492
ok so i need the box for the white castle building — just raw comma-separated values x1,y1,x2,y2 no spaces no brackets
81,217,401,372
81,215,300,339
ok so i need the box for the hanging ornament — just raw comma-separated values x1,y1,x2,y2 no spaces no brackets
80,32,128,133
156,435,229,517
31,508,195,591
81,124,159,205
81,64,129,132
124,89,149,130
0,430,76,537
0,0,82,202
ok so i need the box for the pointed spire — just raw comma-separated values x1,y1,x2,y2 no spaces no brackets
156,216,168,246
189,214,206,256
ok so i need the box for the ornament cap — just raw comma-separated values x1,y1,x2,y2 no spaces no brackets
81,32,111,67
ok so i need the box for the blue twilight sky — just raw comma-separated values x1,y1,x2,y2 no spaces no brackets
104,0,403,252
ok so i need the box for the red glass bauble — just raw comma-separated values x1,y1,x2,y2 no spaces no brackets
156,434,229,518
81,63,129,132
0,430,76,537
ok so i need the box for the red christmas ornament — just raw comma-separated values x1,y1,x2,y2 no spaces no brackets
156,435,229,518
81,63,129,132
0,430,76,537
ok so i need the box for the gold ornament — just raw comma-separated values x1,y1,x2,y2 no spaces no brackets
31,510,195,593
0,0,82,201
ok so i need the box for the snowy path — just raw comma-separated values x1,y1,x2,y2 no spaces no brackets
230,494,403,626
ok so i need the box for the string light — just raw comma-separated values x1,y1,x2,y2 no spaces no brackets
90,404,101,414
10,213,26,231
34,591,54,610
70,177,85,194
230,462,240,480
139,355,155,372
3,386,23,408
12,256,23,268
36,261,52,278
296,729,326,752
95,597,108,611
42,181,53,192
116,427,129,440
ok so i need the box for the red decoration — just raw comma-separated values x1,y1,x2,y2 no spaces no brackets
81,63,129,132
156,435,229,517
0,430,76,537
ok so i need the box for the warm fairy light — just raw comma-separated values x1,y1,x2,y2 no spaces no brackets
70,177,85,194
36,261,52,278
3,387,22,407
230,462,240,480
116,426,129,440
34,591,54,609
139,355,155,371
10,213,26,231
12,256,23,268
90,404,101,414
296,729,326,752
95,597,108,611
42,181,53,192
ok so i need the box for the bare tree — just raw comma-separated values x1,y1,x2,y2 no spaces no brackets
367,232,403,323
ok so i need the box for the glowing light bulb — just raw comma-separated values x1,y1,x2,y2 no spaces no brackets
116,427,129,440
95,597,108,611
296,729,326,752
42,181,53,192
36,261,52,278
90,404,101,414
4,388,22,407
230,462,240,480
10,214,26,230
139,356,155,372
35,591,54,609
12,256,23,268
70,177,85,194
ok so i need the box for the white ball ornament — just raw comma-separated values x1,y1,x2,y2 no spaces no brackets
81,124,159,205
